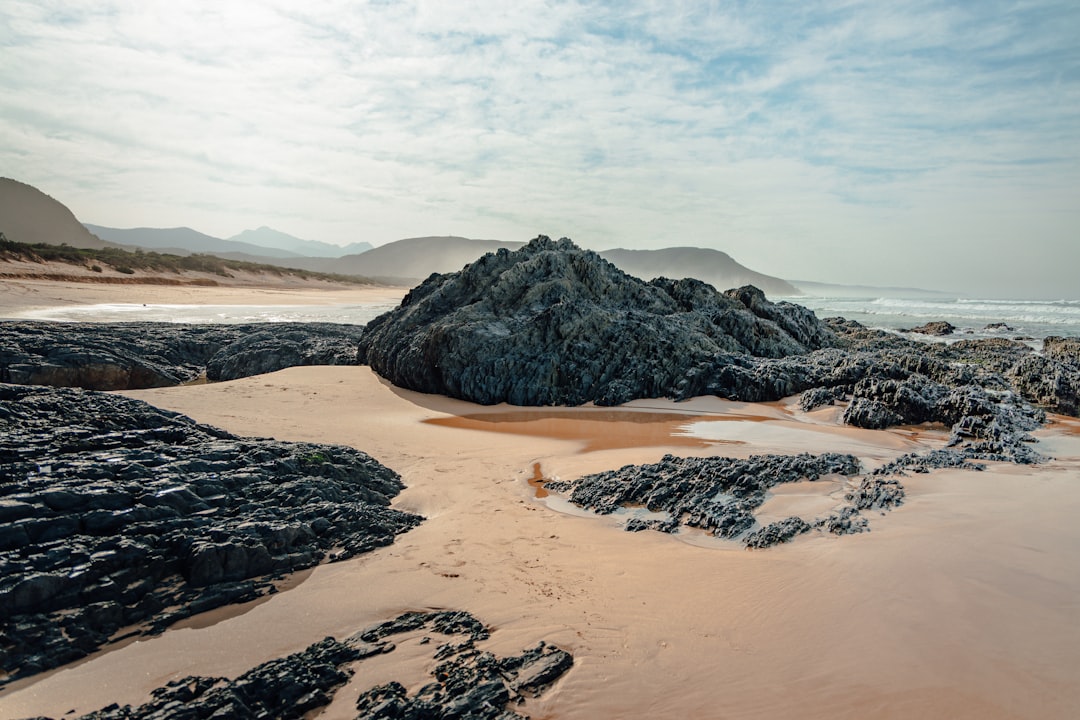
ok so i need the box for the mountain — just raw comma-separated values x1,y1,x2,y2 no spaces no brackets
317,237,797,296
598,247,799,297
321,236,525,281
226,226,372,258
83,224,303,259
0,178,116,249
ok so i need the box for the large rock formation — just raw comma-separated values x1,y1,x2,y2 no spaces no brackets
0,384,421,683
0,321,365,389
358,236,837,406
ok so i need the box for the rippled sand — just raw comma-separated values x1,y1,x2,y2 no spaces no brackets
3,365,1079,719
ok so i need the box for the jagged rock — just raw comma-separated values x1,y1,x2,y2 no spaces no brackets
842,398,906,429
745,517,811,549
59,610,570,720
358,236,837,406
1006,337,1080,416
799,386,845,411
0,321,364,390
0,384,422,684
904,321,956,336
545,453,860,546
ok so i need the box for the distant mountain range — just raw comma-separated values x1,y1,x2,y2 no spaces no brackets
84,224,373,259
227,226,372,258
1,177,805,296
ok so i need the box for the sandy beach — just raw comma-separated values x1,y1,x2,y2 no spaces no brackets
0,263,409,317
2,283,1079,719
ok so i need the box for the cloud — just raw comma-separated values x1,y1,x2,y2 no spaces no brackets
1,0,1078,296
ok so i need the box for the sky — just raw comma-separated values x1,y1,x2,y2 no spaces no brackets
2,1,1078,298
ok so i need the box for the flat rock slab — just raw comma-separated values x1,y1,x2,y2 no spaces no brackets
0,321,365,389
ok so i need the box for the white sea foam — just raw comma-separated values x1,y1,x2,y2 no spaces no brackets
785,295,1080,340
17,302,400,325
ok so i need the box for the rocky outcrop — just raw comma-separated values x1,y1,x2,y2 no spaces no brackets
0,384,421,683
61,611,572,720
0,321,364,389
903,321,956,336
545,453,862,546
358,236,837,406
1005,336,1080,417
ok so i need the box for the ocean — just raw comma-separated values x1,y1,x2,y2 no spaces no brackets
14,295,1080,342
782,295,1080,342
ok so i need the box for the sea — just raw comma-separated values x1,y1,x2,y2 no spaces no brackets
12,295,1080,342
781,295,1080,342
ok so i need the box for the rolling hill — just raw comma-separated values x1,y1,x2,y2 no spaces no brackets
0,178,117,250
598,247,799,297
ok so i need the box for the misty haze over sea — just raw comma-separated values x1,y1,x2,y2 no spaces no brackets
18,293,1080,343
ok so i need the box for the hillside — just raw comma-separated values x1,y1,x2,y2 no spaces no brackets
0,233,378,287
599,247,799,297
84,224,303,259
0,178,115,250
326,236,525,280
319,237,798,295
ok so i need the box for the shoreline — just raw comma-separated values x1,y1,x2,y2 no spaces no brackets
0,268,408,318
3,366,1078,718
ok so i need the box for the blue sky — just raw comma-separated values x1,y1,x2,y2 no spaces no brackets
2,0,1078,297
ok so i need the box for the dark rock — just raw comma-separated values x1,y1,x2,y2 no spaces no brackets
358,236,837,406
57,610,573,720
904,321,956,336
745,517,811,549
984,322,1013,331
0,321,365,390
799,386,844,411
0,384,422,684
1006,337,1080,416
843,398,905,429
545,452,860,546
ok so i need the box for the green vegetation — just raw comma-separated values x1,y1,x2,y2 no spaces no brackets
301,451,329,466
0,231,379,285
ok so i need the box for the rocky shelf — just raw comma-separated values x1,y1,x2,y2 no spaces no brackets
0,320,366,389
46,610,572,720
0,384,422,684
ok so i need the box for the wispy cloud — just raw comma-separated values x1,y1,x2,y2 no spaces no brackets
1,0,1078,296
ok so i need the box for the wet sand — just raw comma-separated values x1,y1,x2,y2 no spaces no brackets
2,365,1078,719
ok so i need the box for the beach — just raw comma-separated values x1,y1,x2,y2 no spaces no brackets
2,281,1080,719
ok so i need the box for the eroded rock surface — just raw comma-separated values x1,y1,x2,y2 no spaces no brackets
59,611,572,720
358,236,838,406
546,453,864,547
0,321,364,389
0,384,421,684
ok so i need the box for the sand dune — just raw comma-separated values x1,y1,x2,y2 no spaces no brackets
2,364,1077,719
